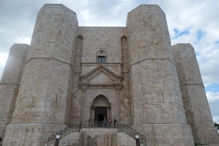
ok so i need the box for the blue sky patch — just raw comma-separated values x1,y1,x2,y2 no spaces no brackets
215,40,219,45
205,83,219,92
196,29,206,41
172,28,190,39
195,52,200,56
209,100,219,122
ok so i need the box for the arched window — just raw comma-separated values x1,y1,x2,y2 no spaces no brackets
97,56,106,63
97,50,107,63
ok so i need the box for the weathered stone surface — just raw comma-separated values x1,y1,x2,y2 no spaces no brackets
2,4,78,145
127,5,173,64
117,132,135,146
58,132,80,146
11,59,72,124
69,71,81,125
129,60,186,124
126,5,194,145
80,128,117,146
0,44,29,138
173,43,219,145
27,4,78,64
119,73,131,124
0,85,18,129
55,128,140,146
78,27,124,63
1,3,218,146
133,124,194,146
3,124,65,146
1,44,29,84
173,44,203,85
81,63,121,76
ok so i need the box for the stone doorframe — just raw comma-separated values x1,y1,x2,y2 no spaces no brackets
80,88,120,123
79,65,122,123
90,95,111,122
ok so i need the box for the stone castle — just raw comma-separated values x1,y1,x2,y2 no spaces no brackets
0,4,218,146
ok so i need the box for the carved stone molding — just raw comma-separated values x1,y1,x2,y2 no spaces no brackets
79,65,123,90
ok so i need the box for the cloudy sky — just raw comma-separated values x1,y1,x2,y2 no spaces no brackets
0,0,219,123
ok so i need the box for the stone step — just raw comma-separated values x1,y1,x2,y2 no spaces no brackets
52,128,141,146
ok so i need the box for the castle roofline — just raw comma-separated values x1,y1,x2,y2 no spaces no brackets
127,4,163,15
41,3,76,14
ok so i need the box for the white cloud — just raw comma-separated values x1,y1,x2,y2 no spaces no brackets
0,53,8,67
213,116,219,123
155,0,219,86
16,37,31,45
0,53,8,78
207,91,219,102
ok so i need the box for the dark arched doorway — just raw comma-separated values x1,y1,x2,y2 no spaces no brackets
94,107,107,122
91,95,111,124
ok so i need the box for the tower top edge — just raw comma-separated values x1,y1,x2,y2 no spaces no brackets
172,43,193,48
127,4,163,15
41,3,76,14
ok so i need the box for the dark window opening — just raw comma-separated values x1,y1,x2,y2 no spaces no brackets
97,56,106,63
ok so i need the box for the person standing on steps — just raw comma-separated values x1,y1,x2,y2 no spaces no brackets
108,118,112,128
103,117,107,127
114,118,117,128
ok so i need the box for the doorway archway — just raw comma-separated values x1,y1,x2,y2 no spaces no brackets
91,95,111,123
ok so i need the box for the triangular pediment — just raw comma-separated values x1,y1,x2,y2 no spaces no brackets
89,72,113,84
80,65,122,86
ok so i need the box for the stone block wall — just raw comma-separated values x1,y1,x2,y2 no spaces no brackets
3,4,78,145
127,5,194,145
0,3,218,146
0,44,29,139
173,43,219,145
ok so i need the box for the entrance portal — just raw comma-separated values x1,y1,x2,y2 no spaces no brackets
91,95,111,126
95,107,107,122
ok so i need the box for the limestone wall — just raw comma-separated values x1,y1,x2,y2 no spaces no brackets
127,5,194,145
173,43,219,145
78,26,131,125
120,36,131,124
0,44,29,139
68,35,83,125
80,128,117,146
3,4,78,145
1,3,218,146
78,27,124,63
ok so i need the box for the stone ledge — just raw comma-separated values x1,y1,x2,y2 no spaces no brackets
128,57,176,72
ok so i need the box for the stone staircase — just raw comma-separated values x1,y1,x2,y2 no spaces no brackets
47,123,147,146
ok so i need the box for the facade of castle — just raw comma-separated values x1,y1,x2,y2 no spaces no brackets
0,4,218,146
